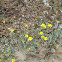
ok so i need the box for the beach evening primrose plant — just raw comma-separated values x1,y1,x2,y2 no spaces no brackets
0,15,62,61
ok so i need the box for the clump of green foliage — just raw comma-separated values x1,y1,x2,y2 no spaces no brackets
0,16,62,61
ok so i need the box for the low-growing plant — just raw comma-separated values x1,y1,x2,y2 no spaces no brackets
0,16,62,61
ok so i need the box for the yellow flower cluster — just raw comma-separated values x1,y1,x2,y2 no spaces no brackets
40,23,52,41
41,23,52,29
41,23,46,28
12,59,15,62
40,31,47,40
41,36,47,40
48,23,52,27
41,36,47,41
25,34,33,41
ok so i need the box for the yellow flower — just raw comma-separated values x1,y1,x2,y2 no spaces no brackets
41,35,45,38
41,23,46,28
11,29,14,32
40,31,43,35
44,37,47,40
28,47,30,50
41,23,45,26
44,25,46,28
28,37,32,41
12,59,15,62
56,45,59,49
48,23,52,27
25,24,28,27
25,34,28,37
5,53,7,56
56,47,59,49
3,21,5,23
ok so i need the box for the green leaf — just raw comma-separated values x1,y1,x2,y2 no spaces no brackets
1,38,5,43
